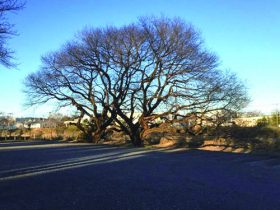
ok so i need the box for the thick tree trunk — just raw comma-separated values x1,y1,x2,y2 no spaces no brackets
129,127,143,147
92,128,104,143
139,116,149,140
81,128,105,143
83,130,94,142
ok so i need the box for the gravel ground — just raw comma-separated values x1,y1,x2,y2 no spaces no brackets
0,141,280,210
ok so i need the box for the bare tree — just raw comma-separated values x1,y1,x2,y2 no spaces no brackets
95,17,249,145
24,17,249,145
0,112,14,129
0,0,24,68
24,44,116,142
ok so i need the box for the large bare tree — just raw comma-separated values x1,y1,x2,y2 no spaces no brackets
0,0,24,68
25,17,249,145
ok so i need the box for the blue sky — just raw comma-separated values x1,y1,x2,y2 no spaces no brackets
1,0,280,117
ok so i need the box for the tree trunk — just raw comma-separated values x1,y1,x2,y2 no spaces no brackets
92,128,104,143
82,129,101,143
139,116,149,140
129,127,143,147
83,130,94,142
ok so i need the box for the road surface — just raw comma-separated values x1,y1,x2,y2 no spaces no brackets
0,141,280,210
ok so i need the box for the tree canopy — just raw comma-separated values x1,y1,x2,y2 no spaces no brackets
24,17,249,145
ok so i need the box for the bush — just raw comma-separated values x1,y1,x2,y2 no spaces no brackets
204,125,280,152
209,125,280,139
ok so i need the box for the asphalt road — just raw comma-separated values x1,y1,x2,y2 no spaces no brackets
0,141,280,210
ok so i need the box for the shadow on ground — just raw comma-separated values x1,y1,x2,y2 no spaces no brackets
0,141,280,210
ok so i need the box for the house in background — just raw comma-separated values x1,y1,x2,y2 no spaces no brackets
64,119,79,127
15,118,60,129
232,116,263,127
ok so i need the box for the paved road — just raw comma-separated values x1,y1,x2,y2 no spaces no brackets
0,141,280,210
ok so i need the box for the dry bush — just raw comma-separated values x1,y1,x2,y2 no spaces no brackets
203,125,280,152
62,126,80,141
105,130,130,143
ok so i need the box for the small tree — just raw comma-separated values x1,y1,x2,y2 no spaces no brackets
257,116,269,127
270,111,280,127
0,112,14,128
